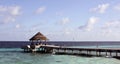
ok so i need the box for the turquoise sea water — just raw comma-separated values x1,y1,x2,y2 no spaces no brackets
0,46,120,64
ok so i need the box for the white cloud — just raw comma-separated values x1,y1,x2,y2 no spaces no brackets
61,17,70,25
0,5,21,16
102,20,120,33
0,6,7,12
79,16,99,31
56,11,64,16
16,24,20,29
103,20,120,29
29,22,47,32
35,6,46,14
3,16,15,24
90,3,109,13
63,28,73,35
114,4,120,11
9,6,21,16
0,5,21,24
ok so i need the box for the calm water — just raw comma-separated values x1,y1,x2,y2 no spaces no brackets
0,48,120,64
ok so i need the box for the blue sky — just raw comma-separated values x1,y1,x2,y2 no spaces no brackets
0,0,120,41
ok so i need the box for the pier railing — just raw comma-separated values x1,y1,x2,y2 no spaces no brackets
52,47,120,57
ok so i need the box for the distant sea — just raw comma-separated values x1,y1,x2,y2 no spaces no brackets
0,41,120,64
0,41,120,48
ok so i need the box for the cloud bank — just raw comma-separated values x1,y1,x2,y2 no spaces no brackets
79,16,99,31
0,5,21,24
90,3,109,14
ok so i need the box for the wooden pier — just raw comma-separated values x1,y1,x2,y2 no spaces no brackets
22,45,120,58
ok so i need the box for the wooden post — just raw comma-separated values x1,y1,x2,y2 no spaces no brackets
58,49,59,52
72,50,73,53
99,51,101,56
106,51,107,56
56,49,58,52
24,49,25,52
96,51,98,56
89,51,91,55
116,52,118,56
79,50,81,54
110,52,112,56
87,50,89,55
37,40,38,44
64,49,66,53
65,49,67,53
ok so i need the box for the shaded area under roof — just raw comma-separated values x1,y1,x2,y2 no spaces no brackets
29,32,48,41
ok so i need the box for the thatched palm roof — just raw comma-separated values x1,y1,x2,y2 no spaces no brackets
29,32,48,41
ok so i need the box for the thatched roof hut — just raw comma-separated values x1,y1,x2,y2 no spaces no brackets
29,32,48,41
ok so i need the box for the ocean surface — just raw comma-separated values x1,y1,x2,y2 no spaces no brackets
0,41,120,64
